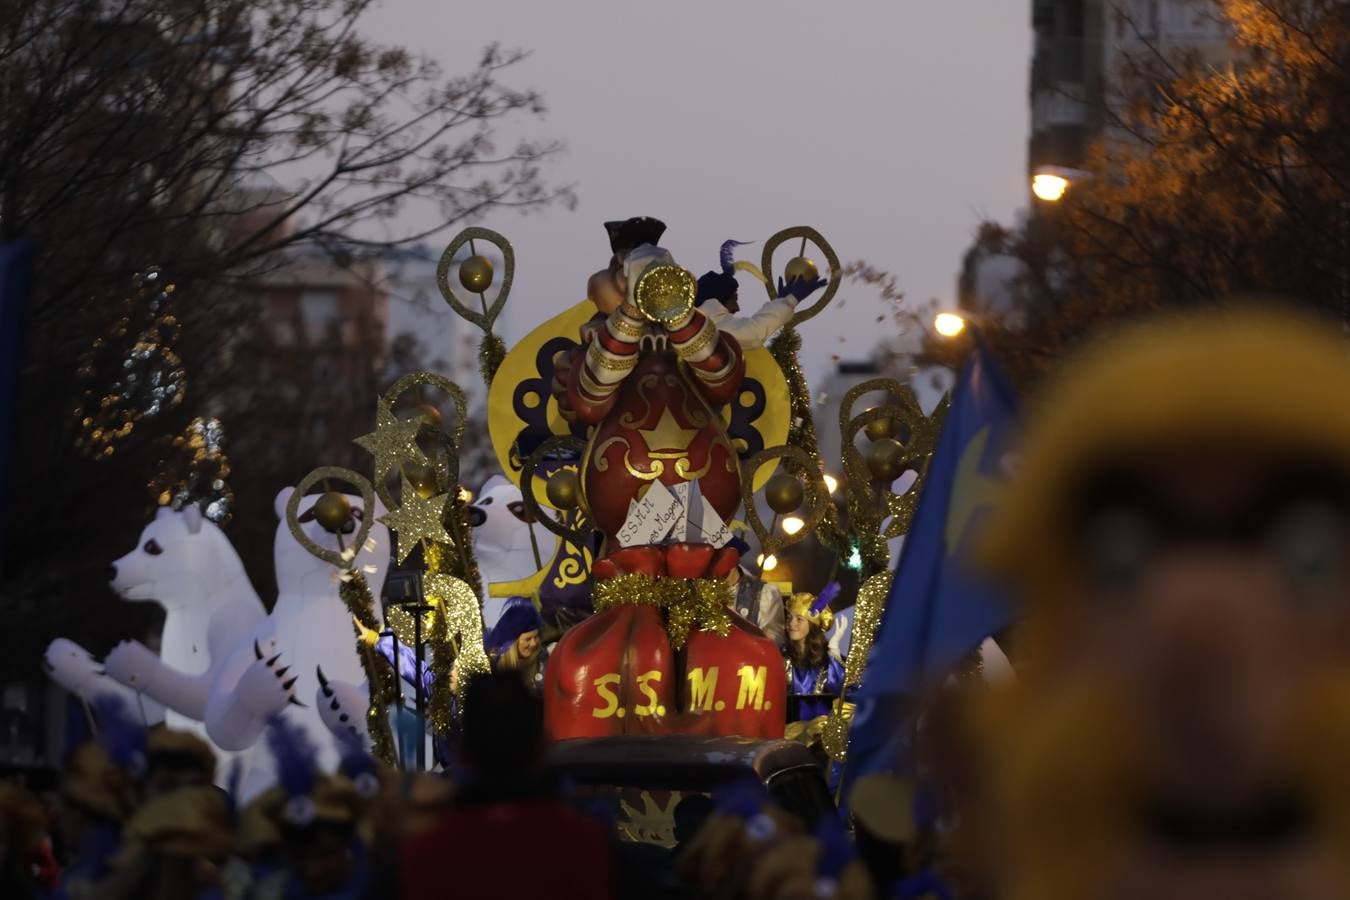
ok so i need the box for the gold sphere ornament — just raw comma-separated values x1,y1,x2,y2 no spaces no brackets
764,472,805,515
459,255,495,293
784,256,819,284
545,469,581,511
401,462,439,500
864,415,896,441
866,437,906,483
313,491,353,532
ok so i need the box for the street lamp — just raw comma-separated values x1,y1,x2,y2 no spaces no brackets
756,553,778,572
781,516,805,536
1031,165,1091,203
934,312,967,337
1032,173,1070,202
822,473,839,495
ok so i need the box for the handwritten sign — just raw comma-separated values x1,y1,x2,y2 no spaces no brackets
685,481,733,547
617,481,681,547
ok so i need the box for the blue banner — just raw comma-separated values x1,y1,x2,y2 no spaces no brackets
847,339,1019,779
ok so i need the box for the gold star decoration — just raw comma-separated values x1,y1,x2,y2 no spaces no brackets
379,475,452,564
638,408,699,455
354,399,427,482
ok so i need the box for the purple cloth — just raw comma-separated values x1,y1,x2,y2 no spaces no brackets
787,656,844,722
375,636,435,696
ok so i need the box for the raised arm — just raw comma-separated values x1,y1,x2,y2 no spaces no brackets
666,306,745,405
565,304,645,424
701,296,796,351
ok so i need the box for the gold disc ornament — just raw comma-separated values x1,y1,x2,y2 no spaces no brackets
634,265,697,325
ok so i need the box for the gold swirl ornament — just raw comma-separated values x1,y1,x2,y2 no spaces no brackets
738,444,828,556
634,264,696,326
436,227,514,334
285,467,377,569
758,226,842,326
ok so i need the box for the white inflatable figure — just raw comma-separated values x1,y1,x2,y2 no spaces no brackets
107,506,267,730
44,638,142,711
95,489,390,800
471,475,558,632
45,506,268,743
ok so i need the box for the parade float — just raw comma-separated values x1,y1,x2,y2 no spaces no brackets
47,216,948,785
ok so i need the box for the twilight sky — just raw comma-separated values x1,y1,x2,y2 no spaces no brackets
360,0,1032,385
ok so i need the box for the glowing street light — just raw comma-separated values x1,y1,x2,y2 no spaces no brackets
1031,165,1091,203
781,516,805,536
934,312,967,338
1031,172,1070,202
823,473,839,495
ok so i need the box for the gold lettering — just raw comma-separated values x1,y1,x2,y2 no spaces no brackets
736,665,767,711
592,673,621,718
686,666,720,711
634,670,664,717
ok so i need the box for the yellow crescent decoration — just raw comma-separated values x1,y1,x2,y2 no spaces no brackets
488,300,790,505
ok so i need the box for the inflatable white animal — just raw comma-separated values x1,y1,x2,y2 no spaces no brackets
472,475,558,631
45,505,268,744
47,491,391,800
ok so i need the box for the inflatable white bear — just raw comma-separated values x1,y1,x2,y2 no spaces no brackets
46,490,390,800
472,475,558,632
45,504,267,741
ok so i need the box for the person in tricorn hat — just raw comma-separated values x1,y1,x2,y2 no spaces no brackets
586,217,667,316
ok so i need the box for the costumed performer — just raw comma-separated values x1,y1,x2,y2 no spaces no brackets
784,584,845,723
695,239,827,350
487,596,547,692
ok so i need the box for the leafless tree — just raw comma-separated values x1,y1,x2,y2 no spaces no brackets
0,0,572,691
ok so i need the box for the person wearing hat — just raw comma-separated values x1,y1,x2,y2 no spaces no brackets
142,727,217,802
486,596,547,692
399,672,617,900
722,537,786,646
249,718,368,900
695,239,828,350
586,216,668,316
978,307,1350,899
54,700,144,900
98,785,234,900
783,585,845,723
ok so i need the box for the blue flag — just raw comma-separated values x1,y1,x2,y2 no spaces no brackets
0,241,34,555
847,339,1018,778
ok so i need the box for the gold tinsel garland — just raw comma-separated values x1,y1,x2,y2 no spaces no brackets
421,541,456,736
339,572,397,765
766,325,849,556
821,570,894,764
592,574,734,650
479,333,507,387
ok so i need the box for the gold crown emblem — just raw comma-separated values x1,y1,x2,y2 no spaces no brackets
634,264,696,325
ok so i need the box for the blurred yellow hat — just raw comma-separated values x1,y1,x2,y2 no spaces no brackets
61,742,135,824
119,785,234,861
146,727,217,781
984,307,1350,601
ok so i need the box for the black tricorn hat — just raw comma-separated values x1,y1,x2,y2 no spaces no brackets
604,217,667,254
